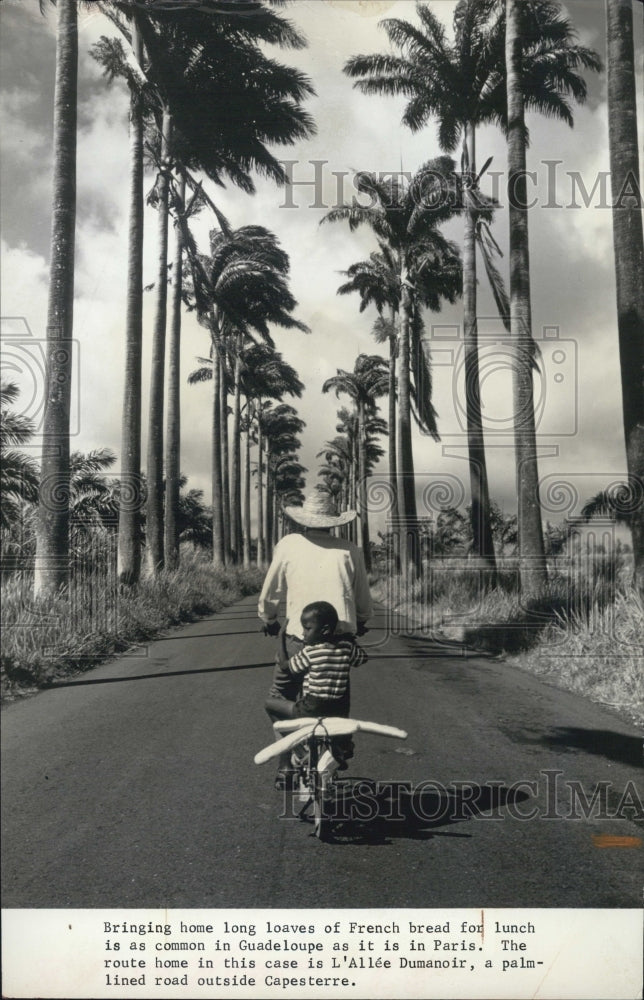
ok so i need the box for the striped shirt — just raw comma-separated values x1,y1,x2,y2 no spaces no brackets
288,638,367,701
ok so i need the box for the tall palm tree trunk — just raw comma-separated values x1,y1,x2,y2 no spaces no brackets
357,398,371,572
230,344,243,563
210,316,225,565
388,315,399,520
352,451,359,545
265,457,274,560
243,413,251,566
344,473,351,540
164,170,185,572
256,411,264,564
506,0,547,597
220,354,231,563
398,283,420,574
463,122,496,582
606,0,644,597
272,486,279,548
34,0,77,599
388,327,401,572
117,20,144,586
146,108,172,575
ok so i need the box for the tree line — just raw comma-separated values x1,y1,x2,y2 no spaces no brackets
314,0,642,596
5,0,642,604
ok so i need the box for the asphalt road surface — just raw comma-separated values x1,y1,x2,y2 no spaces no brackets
2,596,642,908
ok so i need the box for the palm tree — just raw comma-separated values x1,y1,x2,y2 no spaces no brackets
92,0,315,580
334,416,359,536
322,409,387,547
185,226,307,565
317,434,354,531
337,250,400,521
254,400,272,564
240,345,304,563
346,0,602,587
345,1,505,579
174,475,212,552
322,162,462,571
605,0,644,596
191,344,304,566
97,19,146,585
323,354,389,570
318,443,348,503
1,382,122,567
68,449,120,537
273,455,307,541
581,484,639,529
34,0,78,598
261,403,305,558
505,0,601,595
145,107,173,574
0,383,39,531
163,171,186,570
223,241,306,565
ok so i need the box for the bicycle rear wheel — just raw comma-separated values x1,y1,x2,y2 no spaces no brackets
313,749,336,841
291,746,312,814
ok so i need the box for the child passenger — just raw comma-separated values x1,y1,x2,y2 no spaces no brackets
288,600,367,719
266,600,367,788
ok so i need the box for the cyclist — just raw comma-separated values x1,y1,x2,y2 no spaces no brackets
259,490,372,786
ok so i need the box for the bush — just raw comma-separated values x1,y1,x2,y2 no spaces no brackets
1,550,264,699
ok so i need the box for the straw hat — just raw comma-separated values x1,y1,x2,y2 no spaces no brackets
283,491,357,528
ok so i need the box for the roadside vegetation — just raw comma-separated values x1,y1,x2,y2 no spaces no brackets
371,538,644,727
1,551,263,700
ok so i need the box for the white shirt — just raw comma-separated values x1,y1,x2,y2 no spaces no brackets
257,530,373,639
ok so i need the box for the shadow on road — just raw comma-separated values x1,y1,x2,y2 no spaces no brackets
287,781,530,846
151,630,261,641
495,723,643,767
48,661,274,689
536,727,643,767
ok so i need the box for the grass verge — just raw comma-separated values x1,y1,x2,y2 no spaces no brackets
1,549,264,702
372,558,644,728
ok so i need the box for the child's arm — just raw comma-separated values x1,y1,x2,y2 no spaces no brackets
349,642,368,667
288,647,312,676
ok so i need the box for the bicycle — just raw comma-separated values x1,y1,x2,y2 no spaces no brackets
254,716,408,841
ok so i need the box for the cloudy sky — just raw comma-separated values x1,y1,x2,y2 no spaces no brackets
1,0,642,531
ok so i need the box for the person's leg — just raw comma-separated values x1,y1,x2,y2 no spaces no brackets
265,631,305,704
263,632,306,787
264,695,297,785
265,694,296,723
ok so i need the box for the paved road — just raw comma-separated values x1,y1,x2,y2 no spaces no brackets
2,596,642,908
